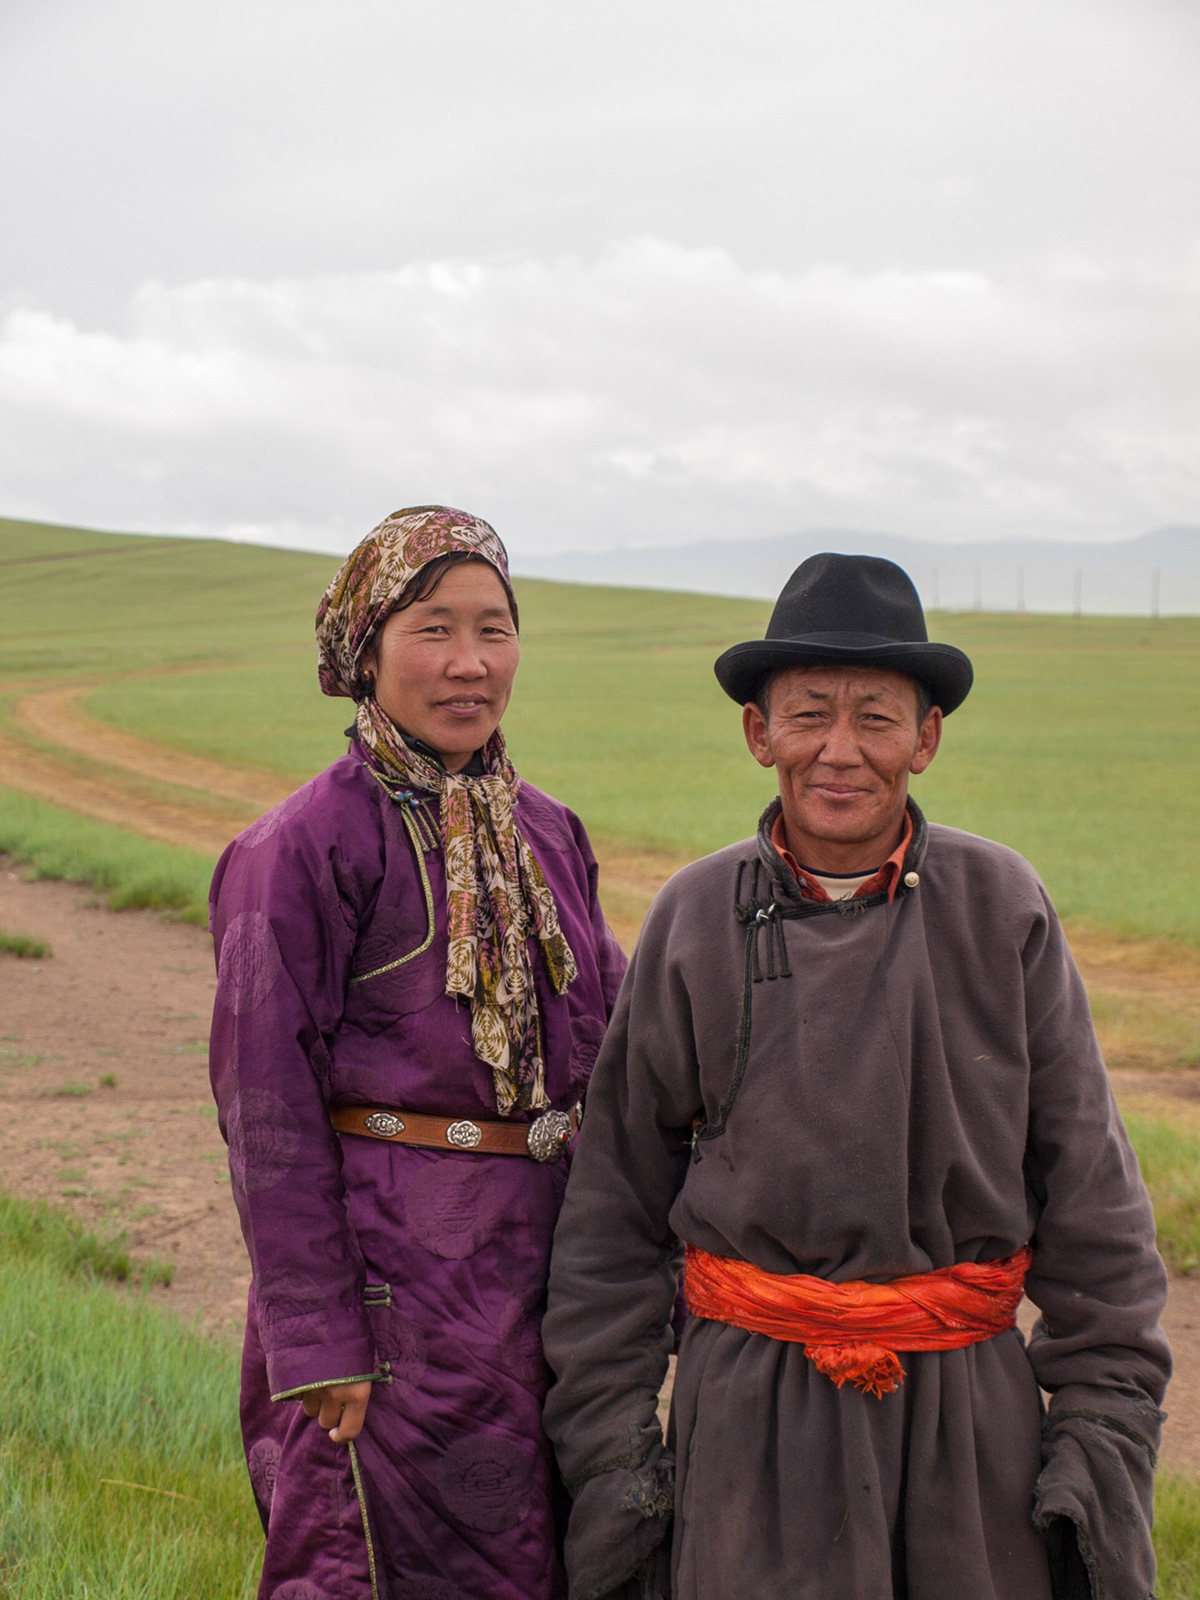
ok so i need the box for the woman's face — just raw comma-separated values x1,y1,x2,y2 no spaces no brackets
362,561,520,771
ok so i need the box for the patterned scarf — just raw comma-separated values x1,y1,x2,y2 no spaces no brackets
316,505,578,1115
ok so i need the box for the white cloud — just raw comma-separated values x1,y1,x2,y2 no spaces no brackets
1,238,1198,554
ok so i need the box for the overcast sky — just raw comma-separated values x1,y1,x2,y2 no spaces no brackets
2,0,1198,557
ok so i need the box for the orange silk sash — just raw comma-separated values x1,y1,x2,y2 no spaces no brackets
684,1243,1032,1398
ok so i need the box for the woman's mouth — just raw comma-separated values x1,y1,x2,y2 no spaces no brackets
439,697,487,718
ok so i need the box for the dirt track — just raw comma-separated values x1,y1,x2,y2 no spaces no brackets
1,674,1199,1470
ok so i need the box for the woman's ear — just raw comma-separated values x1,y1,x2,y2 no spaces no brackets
357,642,377,696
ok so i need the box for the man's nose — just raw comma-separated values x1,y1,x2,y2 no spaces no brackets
818,717,862,765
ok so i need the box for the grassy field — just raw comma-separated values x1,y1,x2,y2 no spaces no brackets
0,787,215,922
1125,1115,1200,1276
0,1194,259,1598
3,515,1198,941
0,1190,1197,1598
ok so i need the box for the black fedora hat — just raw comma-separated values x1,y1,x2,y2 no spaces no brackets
714,552,974,714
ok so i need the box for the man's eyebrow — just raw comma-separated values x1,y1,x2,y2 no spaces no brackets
785,688,900,706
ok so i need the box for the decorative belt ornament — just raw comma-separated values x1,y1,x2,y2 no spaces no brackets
446,1119,484,1150
363,1111,406,1137
526,1108,574,1163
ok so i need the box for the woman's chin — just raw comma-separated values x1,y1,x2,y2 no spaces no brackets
422,714,497,765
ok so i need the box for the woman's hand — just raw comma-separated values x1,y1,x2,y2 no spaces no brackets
301,1380,374,1443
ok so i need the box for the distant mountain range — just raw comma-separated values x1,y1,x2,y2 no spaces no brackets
512,525,1200,615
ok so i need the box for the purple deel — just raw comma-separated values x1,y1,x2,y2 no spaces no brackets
209,747,626,1600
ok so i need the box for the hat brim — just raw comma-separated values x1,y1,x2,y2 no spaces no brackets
714,638,974,714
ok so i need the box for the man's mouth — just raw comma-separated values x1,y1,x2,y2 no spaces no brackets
811,784,868,803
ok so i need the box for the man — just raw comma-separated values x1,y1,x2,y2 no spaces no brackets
542,553,1169,1600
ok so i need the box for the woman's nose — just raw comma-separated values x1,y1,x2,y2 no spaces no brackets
445,644,487,678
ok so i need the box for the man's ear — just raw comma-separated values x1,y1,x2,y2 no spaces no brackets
909,707,943,776
743,701,776,769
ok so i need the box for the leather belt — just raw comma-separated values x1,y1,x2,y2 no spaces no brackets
330,1102,580,1163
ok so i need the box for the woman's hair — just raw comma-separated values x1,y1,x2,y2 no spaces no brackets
391,551,520,631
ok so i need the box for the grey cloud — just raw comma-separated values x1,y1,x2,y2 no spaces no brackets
3,0,1199,321
0,240,1196,553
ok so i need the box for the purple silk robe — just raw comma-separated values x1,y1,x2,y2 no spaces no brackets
209,746,626,1600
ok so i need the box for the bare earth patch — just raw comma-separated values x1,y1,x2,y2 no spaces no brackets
0,865,246,1339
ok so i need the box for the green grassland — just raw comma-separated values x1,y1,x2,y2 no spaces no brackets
3,514,1199,941
0,1189,1197,1599
1125,1115,1200,1276
0,1194,259,1598
0,788,216,921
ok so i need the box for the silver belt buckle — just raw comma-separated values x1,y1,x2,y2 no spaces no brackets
526,1108,574,1163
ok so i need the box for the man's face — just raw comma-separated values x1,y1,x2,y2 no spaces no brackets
742,665,942,872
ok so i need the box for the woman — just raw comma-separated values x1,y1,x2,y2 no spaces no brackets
209,506,626,1600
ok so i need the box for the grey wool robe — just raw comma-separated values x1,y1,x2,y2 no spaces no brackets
542,801,1170,1600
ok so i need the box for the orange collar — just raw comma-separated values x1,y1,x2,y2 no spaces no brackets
770,808,913,905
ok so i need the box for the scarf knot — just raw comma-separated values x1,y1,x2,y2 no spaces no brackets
357,698,577,1114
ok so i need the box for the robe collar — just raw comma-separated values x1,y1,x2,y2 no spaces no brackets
757,796,928,909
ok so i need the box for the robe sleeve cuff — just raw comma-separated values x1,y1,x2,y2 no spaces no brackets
1034,1389,1163,1600
266,1337,380,1402
563,1442,674,1600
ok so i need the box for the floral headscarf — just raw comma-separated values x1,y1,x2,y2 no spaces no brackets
315,506,577,1115
316,505,513,701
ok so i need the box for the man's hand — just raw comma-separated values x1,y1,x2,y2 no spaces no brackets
301,1380,373,1443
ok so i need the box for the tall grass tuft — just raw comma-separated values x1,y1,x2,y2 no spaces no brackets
0,1197,260,1598
1156,1473,1200,1600
0,1191,174,1288
1125,1114,1200,1275
0,787,213,924
0,1190,133,1280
